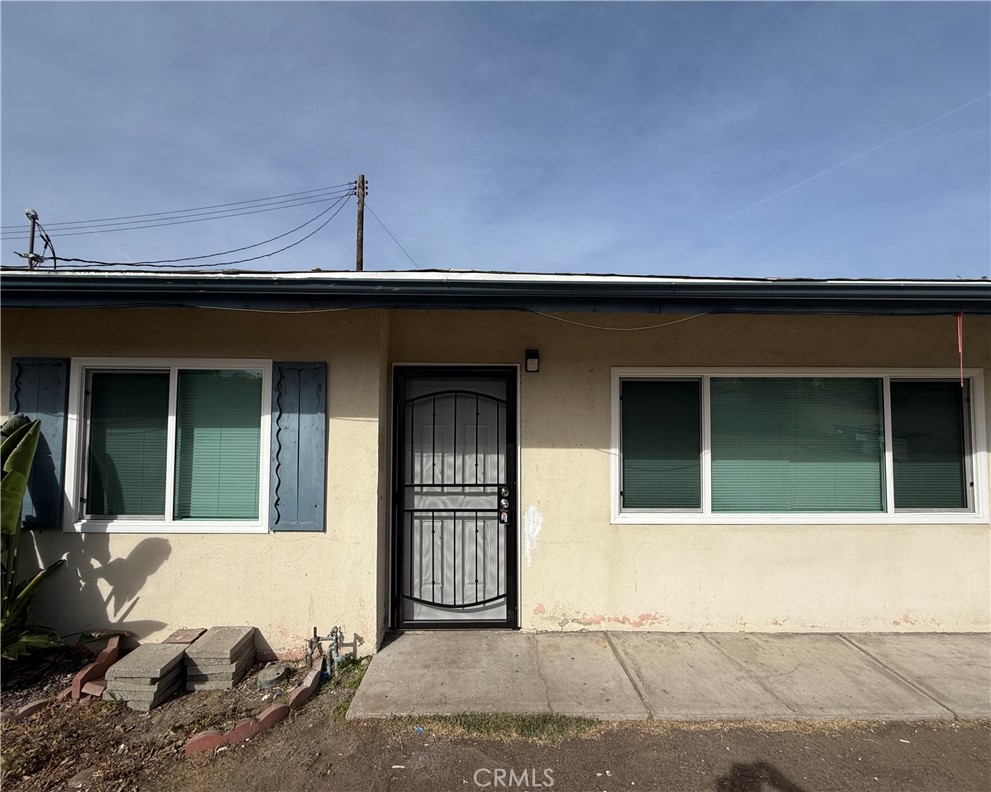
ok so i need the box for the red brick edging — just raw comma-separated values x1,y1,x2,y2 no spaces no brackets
183,653,324,756
0,636,125,723
0,698,56,723
71,636,122,700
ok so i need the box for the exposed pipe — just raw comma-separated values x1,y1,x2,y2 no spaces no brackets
309,625,346,677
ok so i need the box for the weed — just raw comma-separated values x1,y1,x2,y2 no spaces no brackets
393,712,600,742
329,656,370,720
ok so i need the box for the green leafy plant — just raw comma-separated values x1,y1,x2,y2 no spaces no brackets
1,415,65,660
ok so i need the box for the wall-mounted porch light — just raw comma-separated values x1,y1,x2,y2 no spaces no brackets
525,349,540,373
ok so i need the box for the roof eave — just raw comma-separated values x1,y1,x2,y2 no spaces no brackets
1,272,988,315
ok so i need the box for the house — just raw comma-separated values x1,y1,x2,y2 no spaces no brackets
2,269,989,658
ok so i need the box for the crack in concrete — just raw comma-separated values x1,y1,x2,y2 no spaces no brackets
838,633,959,720
531,633,555,714
700,633,800,715
604,632,654,719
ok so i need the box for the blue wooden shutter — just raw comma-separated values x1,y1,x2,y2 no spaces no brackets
270,362,327,532
8,357,70,530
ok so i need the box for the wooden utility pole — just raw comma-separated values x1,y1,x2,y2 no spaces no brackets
355,174,366,271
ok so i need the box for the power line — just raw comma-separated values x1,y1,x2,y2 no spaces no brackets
49,193,351,266
53,194,353,269
526,310,710,331
40,187,352,232
365,201,420,270
0,182,355,230
36,221,58,270
0,192,352,240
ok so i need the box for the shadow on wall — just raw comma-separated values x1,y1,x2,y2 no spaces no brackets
22,431,62,531
26,532,171,641
255,630,367,663
715,762,810,792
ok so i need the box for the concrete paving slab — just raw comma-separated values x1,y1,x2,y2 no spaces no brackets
106,644,185,680
348,631,985,722
534,633,647,719
126,686,181,712
844,633,991,719
186,651,255,677
108,680,183,704
163,628,207,645
106,665,183,694
185,626,255,662
186,663,253,686
186,670,249,684
185,677,249,691
608,632,795,720
707,633,953,721
348,632,552,718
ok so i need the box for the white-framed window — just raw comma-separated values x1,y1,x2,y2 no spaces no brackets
611,368,988,525
64,358,272,533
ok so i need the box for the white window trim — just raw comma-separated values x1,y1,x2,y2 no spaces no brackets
64,357,272,534
610,367,989,526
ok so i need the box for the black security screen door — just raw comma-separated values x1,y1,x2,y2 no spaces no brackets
392,367,518,629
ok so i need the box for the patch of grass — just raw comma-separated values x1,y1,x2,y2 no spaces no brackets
396,712,600,742
329,656,370,720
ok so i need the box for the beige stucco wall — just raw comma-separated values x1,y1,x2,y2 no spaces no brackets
2,307,989,653
389,310,991,634
2,307,389,658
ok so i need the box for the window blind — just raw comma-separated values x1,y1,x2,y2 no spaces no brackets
174,369,262,520
891,381,968,509
86,372,169,517
621,379,701,509
710,378,885,513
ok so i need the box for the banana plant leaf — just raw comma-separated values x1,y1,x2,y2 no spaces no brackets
1,624,63,660
1,558,66,639
1,420,40,557
1,417,65,660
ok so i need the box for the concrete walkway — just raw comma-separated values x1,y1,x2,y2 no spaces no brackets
347,632,991,722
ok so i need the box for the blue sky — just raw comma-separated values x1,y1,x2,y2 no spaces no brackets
2,2,988,278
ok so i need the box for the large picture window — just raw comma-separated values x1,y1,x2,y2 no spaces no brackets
709,378,885,513
68,359,271,533
615,369,986,524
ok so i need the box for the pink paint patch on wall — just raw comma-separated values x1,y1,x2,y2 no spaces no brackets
572,612,668,628
532,604,545,615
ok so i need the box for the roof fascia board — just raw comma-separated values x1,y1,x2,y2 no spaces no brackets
1,273,989,315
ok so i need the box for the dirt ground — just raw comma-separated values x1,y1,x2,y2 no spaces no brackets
153,713,991,792
2,648,989,792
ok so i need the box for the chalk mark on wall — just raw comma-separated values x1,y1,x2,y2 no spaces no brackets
524,505,543,567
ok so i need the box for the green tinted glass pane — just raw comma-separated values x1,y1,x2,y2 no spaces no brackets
711,378,884,513
86,372,169,517
174,369,262,520
622,380,701,509
891,381,967,509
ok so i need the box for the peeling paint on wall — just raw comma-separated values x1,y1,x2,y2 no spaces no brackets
531,607,671,630
523,505,543,567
